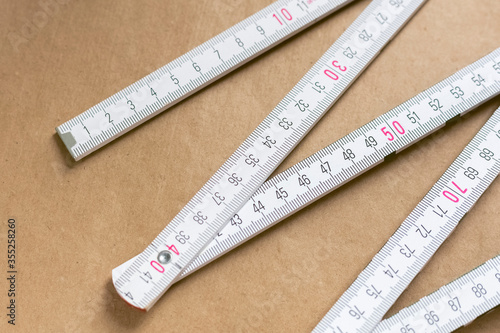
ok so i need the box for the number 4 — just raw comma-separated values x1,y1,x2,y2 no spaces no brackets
166,244,179,255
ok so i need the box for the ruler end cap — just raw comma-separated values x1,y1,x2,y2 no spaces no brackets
55,127,78,160
112,255,149,311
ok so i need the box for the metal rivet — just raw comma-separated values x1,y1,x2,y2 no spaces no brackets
157,251,172,264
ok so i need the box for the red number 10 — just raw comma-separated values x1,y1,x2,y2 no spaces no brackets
273,8,292,25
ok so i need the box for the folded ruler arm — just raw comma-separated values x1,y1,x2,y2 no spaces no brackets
55,0,355,160
374,253,500,332
112,0,429,311
114,47,500,285
180,48,500,279
313,106,500,332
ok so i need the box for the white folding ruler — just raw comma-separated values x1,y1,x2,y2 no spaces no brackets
375,253,500,332
112,0,429,310
55,0,356,161
313,106,500,332
114,48,500,284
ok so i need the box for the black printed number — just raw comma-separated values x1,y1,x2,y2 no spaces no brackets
343,149,355,160
127,99,135,110
298,174,311,186
359,29,372,41
295,99,309,112
104,112,113,123
450,86,464,98
320,161,331,173
472,283,487,298
493,62,500,73
479,148,494,161
348,306,365,320
448,297,461,312
175,231,190,244
245,154,260,167
312,82,325,93
406,111,420,124
390,0,403,7
231,214,243,226
399,324,415,333
276,187,288,200
212,192,225,206
343,46,357,59
365,136,377,147
170,75,179,85
279,118,293,130
428,99,442,111
263,136,276,149
228,173,242,186
464,166,479,180
235,37,244,47
424,311,439,325
193,211,207,225
471,74,485,86
253,201,265,213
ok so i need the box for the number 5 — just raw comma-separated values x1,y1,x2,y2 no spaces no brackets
381,127,394,141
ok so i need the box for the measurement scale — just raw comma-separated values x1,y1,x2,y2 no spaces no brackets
375,253,500,332
112,0,429,310
55,0,356,161
313,106,500,332
114,48,500,284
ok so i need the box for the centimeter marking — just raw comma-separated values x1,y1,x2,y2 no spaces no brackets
375,253,500,333
182,48,500,278
113,0,429,310
114,48,500,285
313,107,500,332
55,0,355,161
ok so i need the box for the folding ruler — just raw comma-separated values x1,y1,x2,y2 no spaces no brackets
376,253,500,332
113,46,500,331
111,0,431,311
314,106,500,332
61,0,500,330
115,49,500,288
56,0,356,160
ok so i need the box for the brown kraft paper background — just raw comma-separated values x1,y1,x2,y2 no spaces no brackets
1,0,499,331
